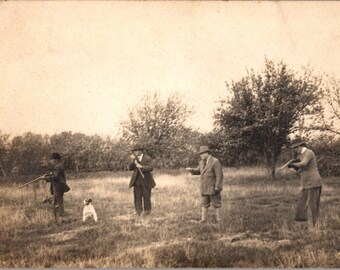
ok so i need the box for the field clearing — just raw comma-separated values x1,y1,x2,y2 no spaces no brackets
0,167,339,268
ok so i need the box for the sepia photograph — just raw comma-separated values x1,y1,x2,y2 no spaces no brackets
0,1,339,268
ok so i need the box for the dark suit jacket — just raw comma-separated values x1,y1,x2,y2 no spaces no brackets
48,161,70,195
128,154,156,189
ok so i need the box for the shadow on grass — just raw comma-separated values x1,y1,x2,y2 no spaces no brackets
152,241,276,268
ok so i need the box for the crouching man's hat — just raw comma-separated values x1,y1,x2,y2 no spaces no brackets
131,144,144,151
198,145,210,155
289,137,306,149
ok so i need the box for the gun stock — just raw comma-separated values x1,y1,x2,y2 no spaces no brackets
132,153,145,178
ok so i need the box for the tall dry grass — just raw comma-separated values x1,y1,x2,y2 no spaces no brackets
0,167,339,267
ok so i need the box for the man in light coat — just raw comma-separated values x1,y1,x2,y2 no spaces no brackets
187,145,224,223
129,144,156,216
287,137,322,227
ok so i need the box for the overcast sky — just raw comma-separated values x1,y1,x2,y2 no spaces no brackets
1,2,340,137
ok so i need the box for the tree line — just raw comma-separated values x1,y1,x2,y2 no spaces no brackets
1,59,340,179
0,128,203,176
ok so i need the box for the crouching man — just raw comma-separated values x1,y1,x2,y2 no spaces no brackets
186,146,224,223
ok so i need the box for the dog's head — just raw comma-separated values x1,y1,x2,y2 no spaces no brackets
83,198,92,205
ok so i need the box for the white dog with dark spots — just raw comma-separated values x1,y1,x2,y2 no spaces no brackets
83,199,98,222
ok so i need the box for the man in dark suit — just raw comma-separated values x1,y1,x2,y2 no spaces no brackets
45,152,70,217
129,144,156,216
186,145,224,223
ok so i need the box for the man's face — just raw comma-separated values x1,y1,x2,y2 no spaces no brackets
200,152,209,160
297,145,304,153
292,146,302,155
50,159,58,166
133,150,142,156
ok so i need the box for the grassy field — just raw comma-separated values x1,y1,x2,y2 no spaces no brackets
0,167,339,268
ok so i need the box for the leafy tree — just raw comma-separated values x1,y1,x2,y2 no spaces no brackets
309,136,340,177
50,132,131,171
0,131,10,176
106,138,131,171
50,132,105,171
205,129,263,167
317,76,340,136
214,59,323,180
81,134,103,170
121,92,194,168
49,132,84,170
8,132,50,175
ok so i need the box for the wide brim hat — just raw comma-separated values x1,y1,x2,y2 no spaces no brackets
131,144,144,151
289,137,305,149
198,145,210,155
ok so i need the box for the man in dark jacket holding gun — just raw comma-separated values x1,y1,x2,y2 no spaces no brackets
129,144,156,216
44,152,70,217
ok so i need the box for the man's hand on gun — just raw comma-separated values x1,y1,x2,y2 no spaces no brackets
130,154,143,169
287,159,300,170
42,172,53,182
287,159,301,174
287,163,299,170
135,163,143,169
130,154,145,177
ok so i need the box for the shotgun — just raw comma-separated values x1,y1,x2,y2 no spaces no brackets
132,153,145,178
18,172,52,189
278,157,324,171
277,159,300,171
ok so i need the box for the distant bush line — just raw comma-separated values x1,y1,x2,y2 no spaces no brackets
0,131,339,180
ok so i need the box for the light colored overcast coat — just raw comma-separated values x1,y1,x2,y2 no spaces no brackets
294,148,322,189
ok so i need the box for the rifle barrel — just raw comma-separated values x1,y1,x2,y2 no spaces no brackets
18,175,45,189
277,159,296,171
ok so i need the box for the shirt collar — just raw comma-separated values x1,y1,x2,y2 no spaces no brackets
301,147,307,154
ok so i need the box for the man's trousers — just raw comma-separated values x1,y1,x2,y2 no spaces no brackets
295,186,322,225
133,184,152,215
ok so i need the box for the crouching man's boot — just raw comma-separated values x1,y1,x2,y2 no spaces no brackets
200,207,207,223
